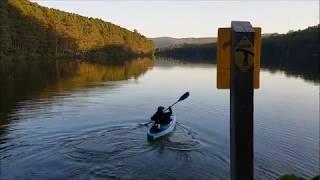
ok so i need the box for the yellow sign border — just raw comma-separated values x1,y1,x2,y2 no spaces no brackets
217,27,261,89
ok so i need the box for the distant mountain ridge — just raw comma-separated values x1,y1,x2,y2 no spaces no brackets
152,34,279,49
156,25,320,60
152,37,216,49
155,24,320,82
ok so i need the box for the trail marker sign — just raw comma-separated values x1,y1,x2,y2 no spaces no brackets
235,36,254,72
217,21,262,180
217,27,261,89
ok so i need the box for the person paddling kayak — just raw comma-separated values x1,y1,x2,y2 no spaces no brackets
151,106,172,127
147,92,189,140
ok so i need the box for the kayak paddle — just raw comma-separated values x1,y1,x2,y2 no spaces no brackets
165,91,190,111
142,92,190,126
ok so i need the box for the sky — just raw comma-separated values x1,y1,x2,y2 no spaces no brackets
32,0,319,38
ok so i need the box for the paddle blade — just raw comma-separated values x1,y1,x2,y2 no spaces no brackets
178,92,190,101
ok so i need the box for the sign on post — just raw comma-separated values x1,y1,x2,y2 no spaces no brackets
235,36,254,72
217,27,261,89
216,21,262,180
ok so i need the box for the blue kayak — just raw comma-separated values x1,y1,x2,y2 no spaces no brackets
147,115,176,140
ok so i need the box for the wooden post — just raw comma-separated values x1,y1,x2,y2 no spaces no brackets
230,21,255,180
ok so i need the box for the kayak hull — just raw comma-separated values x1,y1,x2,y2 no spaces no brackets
147,115,176,141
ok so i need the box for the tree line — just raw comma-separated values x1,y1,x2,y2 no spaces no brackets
156,25,319,82
157,25,319,62
0,0,155,59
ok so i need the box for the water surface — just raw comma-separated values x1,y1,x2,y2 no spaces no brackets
0,57,319,179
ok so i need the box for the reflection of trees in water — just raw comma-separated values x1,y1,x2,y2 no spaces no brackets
0,58,154,127
155,57,215,68
262,65,319,84
40,58,154,97
157,56,319,84
260,57,319,84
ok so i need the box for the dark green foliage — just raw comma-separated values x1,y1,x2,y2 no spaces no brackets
156,43,216,61
157,24,319,62
1,0,154,58
278,174,320,180
278,174,305,180
0,0,11,56
156,25,320,82
260,25,319,83
261,24,319,65
312,175,320,180
152,37,216,48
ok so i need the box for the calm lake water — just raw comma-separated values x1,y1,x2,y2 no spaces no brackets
0,57,319,179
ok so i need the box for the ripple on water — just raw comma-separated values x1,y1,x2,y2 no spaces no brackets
60,123,204,179
165,127,202,151
63,125,148,163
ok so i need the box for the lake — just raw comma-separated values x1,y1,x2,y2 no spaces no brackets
0,57,319,179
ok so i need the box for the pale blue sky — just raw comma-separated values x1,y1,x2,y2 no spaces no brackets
32,1,319,38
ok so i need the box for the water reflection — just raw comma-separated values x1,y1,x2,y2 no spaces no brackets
261,63,319,84
0,57,318,179
155,56,214,66
157,56,319,84
0,57,154,128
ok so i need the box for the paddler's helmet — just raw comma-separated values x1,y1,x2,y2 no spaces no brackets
157,106,165,112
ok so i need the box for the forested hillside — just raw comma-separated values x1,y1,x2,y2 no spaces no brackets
0,0,154,59
155,43,216,61
262,24,319,63
156,25,319,82
152,37,216,49
157,25,319,62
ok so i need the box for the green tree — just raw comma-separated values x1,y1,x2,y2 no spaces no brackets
4,0,155,59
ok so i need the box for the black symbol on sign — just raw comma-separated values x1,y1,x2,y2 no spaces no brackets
236,48,254,66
